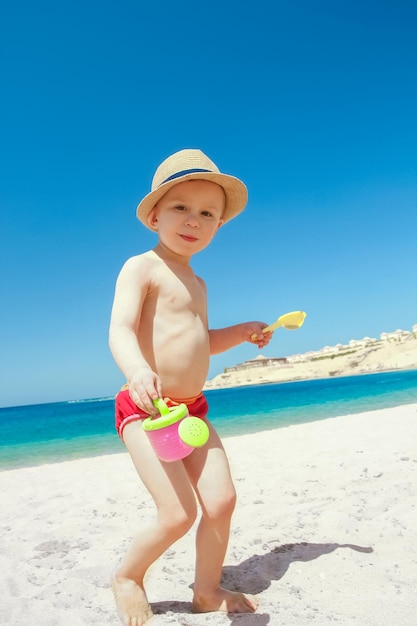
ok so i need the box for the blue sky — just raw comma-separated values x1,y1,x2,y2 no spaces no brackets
1,0,416,407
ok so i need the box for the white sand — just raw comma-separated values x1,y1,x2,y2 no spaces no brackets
1,403,416,626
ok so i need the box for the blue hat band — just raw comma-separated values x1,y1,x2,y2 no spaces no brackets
159,168,213,187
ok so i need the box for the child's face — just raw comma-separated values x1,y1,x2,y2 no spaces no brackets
148,180,225,256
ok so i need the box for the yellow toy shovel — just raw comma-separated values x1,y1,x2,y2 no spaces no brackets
251,310,306,341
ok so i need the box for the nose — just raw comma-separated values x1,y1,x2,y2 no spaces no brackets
184,211,200,227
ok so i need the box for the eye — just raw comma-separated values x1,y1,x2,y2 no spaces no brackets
174,204,186,211
201,210,214,218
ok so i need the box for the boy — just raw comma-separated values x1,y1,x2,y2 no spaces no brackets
109,149,272,625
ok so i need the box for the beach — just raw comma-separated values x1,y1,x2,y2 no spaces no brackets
1,403,416,625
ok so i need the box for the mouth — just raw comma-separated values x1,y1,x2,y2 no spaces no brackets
179,234,198,243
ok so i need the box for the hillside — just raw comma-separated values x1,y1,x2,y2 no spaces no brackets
204,334,417,390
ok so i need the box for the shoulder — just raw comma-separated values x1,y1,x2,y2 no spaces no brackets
115,251,161,288
119,251,160,274
196,275,207,293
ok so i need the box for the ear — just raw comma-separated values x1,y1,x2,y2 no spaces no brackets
147,207,158,230
216,219,224,231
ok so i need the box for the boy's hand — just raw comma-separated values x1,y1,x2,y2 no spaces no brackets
245,322,273,349
129,367,163,414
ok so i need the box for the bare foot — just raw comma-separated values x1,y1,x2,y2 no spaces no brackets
192,587,258,614
111,574,154,625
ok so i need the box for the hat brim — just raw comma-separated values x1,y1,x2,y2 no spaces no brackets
136,171,248,229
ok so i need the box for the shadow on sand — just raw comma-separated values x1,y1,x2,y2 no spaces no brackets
151,541,373,624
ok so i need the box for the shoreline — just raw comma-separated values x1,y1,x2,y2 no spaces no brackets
1,402,417,625
209,364,417,390
2,371,417,472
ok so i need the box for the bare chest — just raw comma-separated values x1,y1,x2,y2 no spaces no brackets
147,268,207,322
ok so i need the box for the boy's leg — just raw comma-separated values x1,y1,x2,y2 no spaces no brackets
113,420,198,625
183,423,258,614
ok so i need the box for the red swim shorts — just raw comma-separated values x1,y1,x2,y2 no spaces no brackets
115,388,209,441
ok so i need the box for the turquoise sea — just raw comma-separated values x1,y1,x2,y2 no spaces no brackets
1,370,416,470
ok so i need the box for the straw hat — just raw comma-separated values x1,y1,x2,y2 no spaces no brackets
136,149,248,228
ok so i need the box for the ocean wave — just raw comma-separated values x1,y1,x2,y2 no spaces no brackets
67,396,114,404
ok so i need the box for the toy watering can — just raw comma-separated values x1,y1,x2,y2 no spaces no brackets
142,398,210,462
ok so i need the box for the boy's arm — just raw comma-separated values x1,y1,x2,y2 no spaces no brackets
109,256,162,413
208,322,271,355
